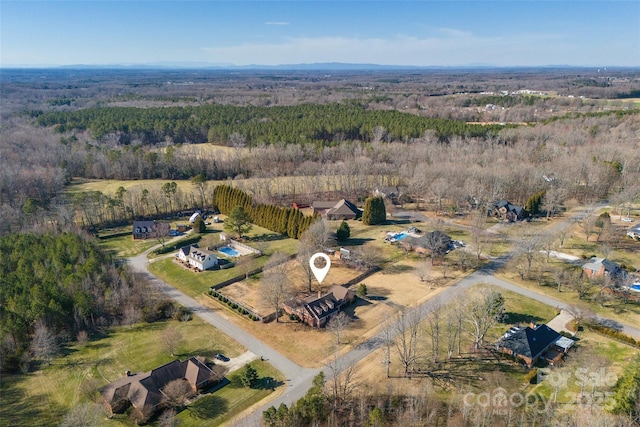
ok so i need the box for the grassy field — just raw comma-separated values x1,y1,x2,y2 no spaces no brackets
0,318,247,427
177,360,283,427
100,234,160,257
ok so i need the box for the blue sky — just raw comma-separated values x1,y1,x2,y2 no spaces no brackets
2,1,639,67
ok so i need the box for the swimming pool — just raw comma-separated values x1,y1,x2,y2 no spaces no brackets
218,246,240,257
394,233,409,241
631,284,640,292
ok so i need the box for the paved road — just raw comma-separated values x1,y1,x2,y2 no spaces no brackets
129,202,640,426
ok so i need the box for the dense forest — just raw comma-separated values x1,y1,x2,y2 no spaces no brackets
34,103,512,145
0,232,158,372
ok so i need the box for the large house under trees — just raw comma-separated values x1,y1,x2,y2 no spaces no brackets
489,200,527,222
132,220,171,240
100,357,223,421
284,285,355,328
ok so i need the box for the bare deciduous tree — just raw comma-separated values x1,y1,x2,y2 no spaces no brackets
461,287,504,350
470,211,486,259
327,311,351,347
260,252,292,323
163,378,194,408
393,308,423,376
161,327,183,357
296,240,316,292
30,320,58,365
424,300,442,363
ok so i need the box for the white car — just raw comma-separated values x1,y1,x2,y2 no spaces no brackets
621,217,633,222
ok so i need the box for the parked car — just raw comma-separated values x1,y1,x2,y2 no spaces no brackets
214,353,229,362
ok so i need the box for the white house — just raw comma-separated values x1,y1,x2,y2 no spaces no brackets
626,223,640,239
177,244,218,271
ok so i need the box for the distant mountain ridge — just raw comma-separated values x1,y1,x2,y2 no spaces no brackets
2,62,629,71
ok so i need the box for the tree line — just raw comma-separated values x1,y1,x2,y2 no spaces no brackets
213,185,316,239
34,103,512,145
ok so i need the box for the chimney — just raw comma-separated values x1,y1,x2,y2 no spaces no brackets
318,290,322,299
529,322,537,330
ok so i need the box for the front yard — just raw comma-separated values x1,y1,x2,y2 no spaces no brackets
0,318,265,427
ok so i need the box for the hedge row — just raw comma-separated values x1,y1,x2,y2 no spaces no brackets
587,323,640,348
153,235,201,255
207,289,260,321
213,184,317,239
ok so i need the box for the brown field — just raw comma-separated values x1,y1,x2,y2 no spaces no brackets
202,254,458,367
222,259,364,317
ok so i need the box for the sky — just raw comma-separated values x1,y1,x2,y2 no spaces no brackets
1,1,639,67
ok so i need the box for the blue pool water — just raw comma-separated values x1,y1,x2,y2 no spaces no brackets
631,284,640,292
394,233,409,241
218,246,240,257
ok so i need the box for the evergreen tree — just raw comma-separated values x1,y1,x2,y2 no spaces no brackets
240,364,259,388
525,190,546,215
224,205,253,238
336,220,350,241
193,216,206,234
362,196,386,225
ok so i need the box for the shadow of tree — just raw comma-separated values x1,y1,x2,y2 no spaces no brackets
1,376,66,426
344,237,374,247
184,395,228,420
501,311,544,325
254,376,284,390
382,264,414,274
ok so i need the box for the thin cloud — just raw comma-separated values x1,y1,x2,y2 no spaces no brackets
264,21,289,26
202,30,631,67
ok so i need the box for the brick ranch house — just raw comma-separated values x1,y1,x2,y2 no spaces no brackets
100,357,224,422
496,323,574,368
284,285,355,328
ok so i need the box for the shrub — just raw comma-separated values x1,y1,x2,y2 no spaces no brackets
525,368,538,384
173,306,192,322
357,283,368,297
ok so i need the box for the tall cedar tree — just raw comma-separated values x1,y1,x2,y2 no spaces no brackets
336,220,350,241
362,196,386,225
213,184,314,238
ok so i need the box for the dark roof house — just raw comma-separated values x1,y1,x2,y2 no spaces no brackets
489,200,527,222
496,323,572,367
133,220,171,240
100,357,222,421
284,285,355,328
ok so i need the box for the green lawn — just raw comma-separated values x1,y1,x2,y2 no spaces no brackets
0,318,245,427
149,222,299,298
100,234,160,257
178,360,283,427
484,286,559,342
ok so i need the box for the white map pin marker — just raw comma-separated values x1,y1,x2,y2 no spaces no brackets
309,253,331,285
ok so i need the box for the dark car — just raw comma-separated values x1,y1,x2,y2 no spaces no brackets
215,353,229,362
